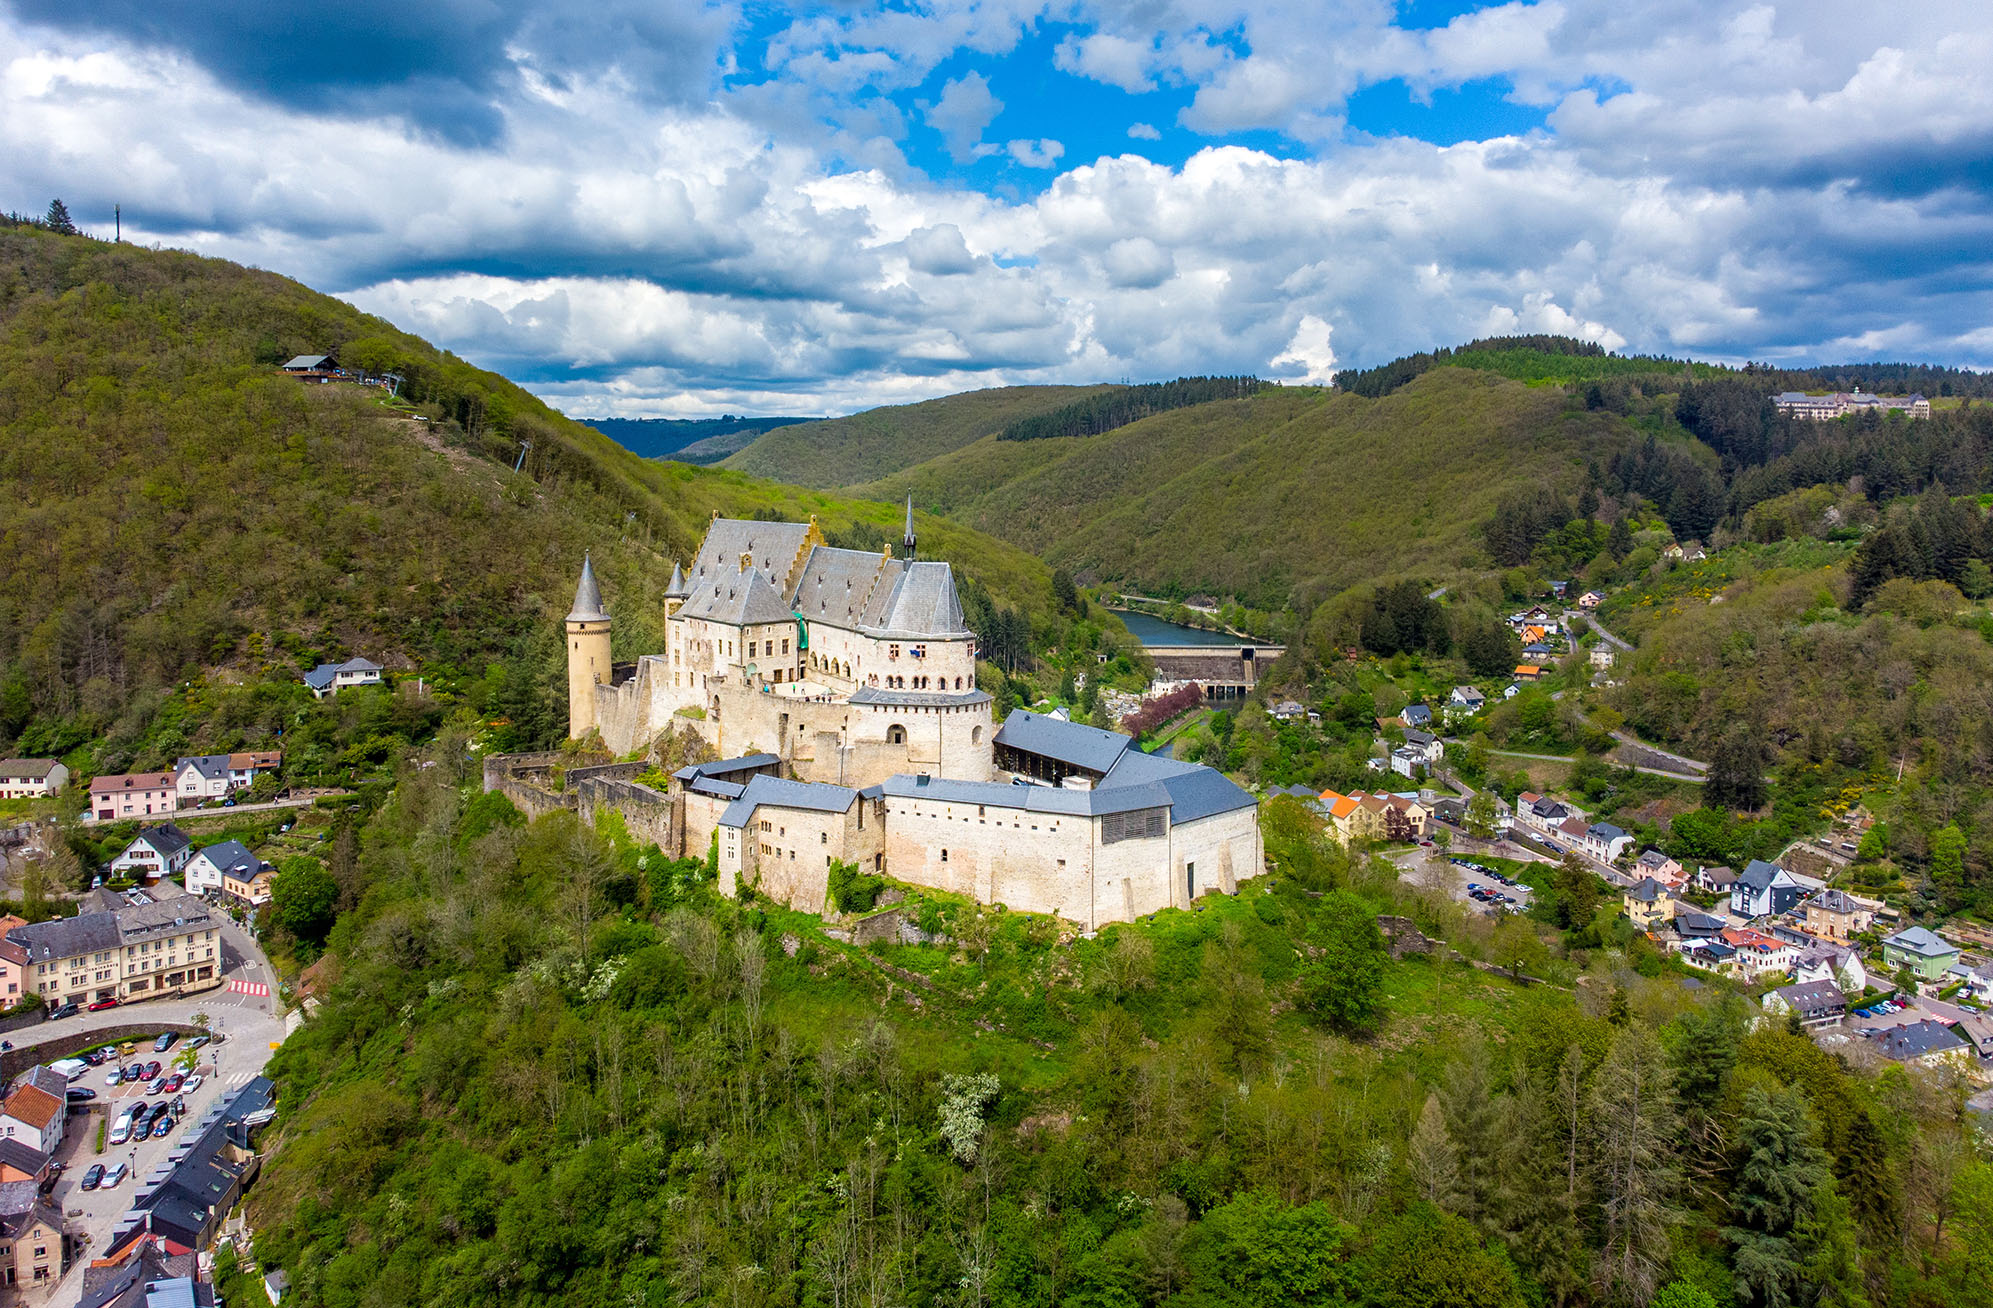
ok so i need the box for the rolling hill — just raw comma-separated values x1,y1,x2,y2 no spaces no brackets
856,369,1644,610
578,414,815,462
720,383,1116,487
0,226,1067,766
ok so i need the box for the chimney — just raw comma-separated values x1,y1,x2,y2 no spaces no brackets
739,551,752,574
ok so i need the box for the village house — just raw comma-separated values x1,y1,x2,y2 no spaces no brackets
1880,926,1961,981
1799,888,1874,943
1633,849,1685,887
1401,704,1433,730
1946,961,1993,1004
88,772,177,822
1695,864,1738,895
1588,647,1615,670
1672,906,1728,940
183,839,268,898
1446,686,1485,715
1582,822,1633,864
1514,664,1544,682
107,824,193,881
1731,860,1805,919
221,862,276,908
0,760,66,800
1721,926,1797,980
1679,937,1738,974
0,1068,67,1156
1320,791,1428,843
1763,980,1848,1030
1622,878,1676,931
228,750,282,788
173,755,233,807
0,1179,65,1291
1577,590,1605,609
0,935,25,1008
1868,1020,1971,1070
1792,943,1869,994
303,657,383,698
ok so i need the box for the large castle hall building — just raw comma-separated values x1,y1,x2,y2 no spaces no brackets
557,512,1263,928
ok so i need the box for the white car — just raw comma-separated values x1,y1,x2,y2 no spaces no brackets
108,1117,133,1147
102,1162,129,1188
181,1075,203,1092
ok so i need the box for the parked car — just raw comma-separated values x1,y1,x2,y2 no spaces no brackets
87,997,119,1012
65,1088,96,1104
46,1001,78,1021
161,1073,185,1094
181,1075,203,1093
83,1050,108,1066
79,1164,105,1192
188,1035,211,1050
102,1162,128,1188
108,1118,133,1147
151,1116,174,1139
104,1067,125,1087
144,1061,161,1079
152,1033,177,1053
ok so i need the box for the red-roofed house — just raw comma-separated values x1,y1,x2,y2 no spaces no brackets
88,771,176,821
0,1069,67,1154
1721,927,1797,980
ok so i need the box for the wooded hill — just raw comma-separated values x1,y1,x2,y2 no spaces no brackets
0,227,1068,771
720,384,1115,487
853,370,1643,611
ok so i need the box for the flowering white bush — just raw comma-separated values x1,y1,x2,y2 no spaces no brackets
938,1072,999,1162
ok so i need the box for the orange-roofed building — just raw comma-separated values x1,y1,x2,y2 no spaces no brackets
1514,665,1543,681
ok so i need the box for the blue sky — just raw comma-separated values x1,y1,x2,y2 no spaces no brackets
2,1,1990,416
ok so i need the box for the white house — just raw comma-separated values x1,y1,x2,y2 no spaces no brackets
184,839,267,897
1731,860,1805,918
228,750,282,787
1792,944,1869,994
303,657,383,698
1446,686,1485,717
174,755,233,807
0,1068,67,1155
0,759,67,800
1582,822,1633,863
109,824,193,880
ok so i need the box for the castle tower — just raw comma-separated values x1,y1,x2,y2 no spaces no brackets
902,495,917,561
663,560,687,619
566,553,612,740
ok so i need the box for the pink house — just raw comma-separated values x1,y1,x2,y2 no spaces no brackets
0,919,26,1006
89,771,176,821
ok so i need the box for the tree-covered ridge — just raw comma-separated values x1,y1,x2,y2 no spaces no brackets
0,227,1071,772
1335,334,1993,400
995,375,1272,441
240,751,1993,1308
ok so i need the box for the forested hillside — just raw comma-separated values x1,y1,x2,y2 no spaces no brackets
580,415,814,462
239,751,1992,1308
720,384,1115,486
861,369,1641,610
0,227,1065,775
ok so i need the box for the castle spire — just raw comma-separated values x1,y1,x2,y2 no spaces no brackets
567,552,607,622
903,495,916,562
665,560,686,597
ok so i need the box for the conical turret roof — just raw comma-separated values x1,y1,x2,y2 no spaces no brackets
665,561,687,597
567,553,608,622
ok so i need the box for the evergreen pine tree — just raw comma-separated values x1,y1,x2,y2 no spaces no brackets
1723,1085,1830,1308
42,198,77,234
1408,1093,1462,1209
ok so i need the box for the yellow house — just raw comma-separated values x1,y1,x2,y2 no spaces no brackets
1622,877,1677,931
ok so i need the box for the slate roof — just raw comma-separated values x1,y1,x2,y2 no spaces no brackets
1626,877,1665,903
863,561,971,638
880,774,1168,818
1740,859,1786,889
1869,1019,1968,1062
1636,849,1675,869
664,562,687,598
994,710,1134,775
1588,822,1629,842
174,755,230,782
1403,728,1437,746
303,658,381,691
191,840,260,875
566,554,607,623
1882,926,1958,959
1402,705,1432,726
684,518,814,597
847,687,992,708
281,354,331,370
129,824,192,858
0,1138,46,1178
1806,888,1860,915
789,545,888,627
1769,980,1846,1017
10,910,123,962
0,758,58,779
1699,865,1737,886
92,772,177,794
671,754,780,784
679,560,796,627
718,775,860,828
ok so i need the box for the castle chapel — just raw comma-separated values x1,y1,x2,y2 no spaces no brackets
565,508,1262,928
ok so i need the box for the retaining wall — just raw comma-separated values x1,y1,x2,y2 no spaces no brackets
2,1021,206,1084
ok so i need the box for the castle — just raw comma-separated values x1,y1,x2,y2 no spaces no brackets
561,508,1263,929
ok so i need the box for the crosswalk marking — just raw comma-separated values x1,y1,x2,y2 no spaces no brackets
228,980,269,997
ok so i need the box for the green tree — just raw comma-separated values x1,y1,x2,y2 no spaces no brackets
1608,516,1634,559
269,855,340,946
1652,1282,1718,1308
1357,1203,1526,1308
1796,1180,1871,1308
1490,916,1547,979
1960,558,1993,600
1706,727,1768,812
1408,1092,1463,1208
1051,568,1079,612
1928,823,1967,907
1299,892,1388,1032
1724,1084,1830,1308
1465,791,1497,840
1587,1023,1678,1305
42,198,77,234
1184,1190,1353,1307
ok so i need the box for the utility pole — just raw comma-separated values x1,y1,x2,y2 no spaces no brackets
513,439,531,474
114,204,120,242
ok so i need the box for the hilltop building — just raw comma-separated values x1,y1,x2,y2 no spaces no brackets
552,512,1263,928
1772,390,1930,421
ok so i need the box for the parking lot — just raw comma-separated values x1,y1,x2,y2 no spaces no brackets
1396,849,1535,916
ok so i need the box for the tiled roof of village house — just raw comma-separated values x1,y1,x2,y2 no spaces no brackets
92,772,176,793
0,759,58,779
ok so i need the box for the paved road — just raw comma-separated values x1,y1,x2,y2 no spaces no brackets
1488,748,1707,784
1569,609,1632,652
80,792,350,827
10,920,287,1307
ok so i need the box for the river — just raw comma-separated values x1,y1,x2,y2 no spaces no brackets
1109,608,1245,647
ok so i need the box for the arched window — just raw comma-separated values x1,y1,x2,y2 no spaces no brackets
954,676,962,689
971,725,982,744
886,724,907,745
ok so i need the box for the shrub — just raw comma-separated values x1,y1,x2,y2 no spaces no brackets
826,860,884,914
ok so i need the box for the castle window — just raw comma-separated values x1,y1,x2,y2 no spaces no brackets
820,832,827,844
887,724,905,745
782,639,790,654
889,644,900,659
940,849,948,862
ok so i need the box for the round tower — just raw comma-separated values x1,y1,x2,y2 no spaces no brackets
566,553,612,740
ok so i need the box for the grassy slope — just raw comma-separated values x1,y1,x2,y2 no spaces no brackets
0,229,1062,746
865,369,1635,607
720,384,1117,487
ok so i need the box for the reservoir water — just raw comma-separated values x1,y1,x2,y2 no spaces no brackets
1110,609,1244,647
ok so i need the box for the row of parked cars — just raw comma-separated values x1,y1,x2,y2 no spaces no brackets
1854,998,1909,1019
77,1160,128,1191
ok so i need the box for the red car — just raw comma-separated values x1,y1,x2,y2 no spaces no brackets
161,1073,185,1094
143,1061,161,1080
86,997,120,1012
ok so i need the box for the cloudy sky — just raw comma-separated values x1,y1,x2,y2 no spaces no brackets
4,1,1990,417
